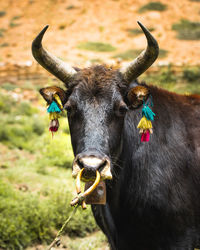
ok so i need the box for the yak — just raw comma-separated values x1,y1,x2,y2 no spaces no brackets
32,22,200,250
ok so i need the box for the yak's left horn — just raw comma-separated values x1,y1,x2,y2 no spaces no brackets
32,25,77,85
120,21,159,83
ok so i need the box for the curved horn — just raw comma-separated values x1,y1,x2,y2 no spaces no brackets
120,21,159,83
32,25,76,84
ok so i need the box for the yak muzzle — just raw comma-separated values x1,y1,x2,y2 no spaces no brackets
72,153,112,181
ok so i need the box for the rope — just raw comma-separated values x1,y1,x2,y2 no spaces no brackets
46,205,79,250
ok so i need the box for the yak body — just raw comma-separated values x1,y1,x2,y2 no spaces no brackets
57,65,200,250
91,80,200,250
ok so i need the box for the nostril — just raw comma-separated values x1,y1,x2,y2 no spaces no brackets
77,158,84,169
98,160,107,172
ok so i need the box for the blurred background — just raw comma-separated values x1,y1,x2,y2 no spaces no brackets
0,0,200,249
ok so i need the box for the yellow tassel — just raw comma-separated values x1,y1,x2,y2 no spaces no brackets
54,94,63,109
49,112,60,120
137,116,152,130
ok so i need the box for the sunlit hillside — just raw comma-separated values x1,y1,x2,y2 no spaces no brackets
0,0,200,66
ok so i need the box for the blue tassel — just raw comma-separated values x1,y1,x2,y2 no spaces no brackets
47,101,61,113
142,104,155,121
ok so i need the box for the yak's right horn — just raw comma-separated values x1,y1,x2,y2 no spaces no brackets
32,25,77,85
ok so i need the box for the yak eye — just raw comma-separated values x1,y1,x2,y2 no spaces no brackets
119,104,128,114
115,101,128,117
64,100,76,113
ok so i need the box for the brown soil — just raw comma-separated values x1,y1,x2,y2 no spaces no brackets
0,0,200,67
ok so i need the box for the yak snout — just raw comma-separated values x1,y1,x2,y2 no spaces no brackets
72,152,112,181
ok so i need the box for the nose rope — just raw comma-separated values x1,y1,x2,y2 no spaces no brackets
70,169,101,209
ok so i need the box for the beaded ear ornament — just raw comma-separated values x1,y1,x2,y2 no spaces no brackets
47,94,63,135
137,96,155,142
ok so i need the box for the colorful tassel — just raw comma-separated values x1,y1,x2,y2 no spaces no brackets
137,116,152,130
49,119,59,132
137,95,155,143
54,94,63,109
47,94,63,135
47,101,61,113
142,104,155,121
49,112,60,120
141,130,150,142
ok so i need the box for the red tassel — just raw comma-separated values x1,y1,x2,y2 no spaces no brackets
49,119,59,133
141,130,150,142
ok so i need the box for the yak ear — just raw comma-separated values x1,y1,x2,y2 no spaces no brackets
39,86,67,105
127,84,149,108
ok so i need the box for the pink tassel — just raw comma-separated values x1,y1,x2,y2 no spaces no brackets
141,130,150,142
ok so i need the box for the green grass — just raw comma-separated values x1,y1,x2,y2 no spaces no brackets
172,19,200,40
77,41,116,52
138,1,167,12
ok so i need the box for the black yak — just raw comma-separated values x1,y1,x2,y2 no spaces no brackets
32,22,200,250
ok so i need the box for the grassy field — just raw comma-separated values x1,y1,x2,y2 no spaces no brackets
0,65,200,249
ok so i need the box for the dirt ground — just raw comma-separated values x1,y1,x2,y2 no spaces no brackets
0,0,200,67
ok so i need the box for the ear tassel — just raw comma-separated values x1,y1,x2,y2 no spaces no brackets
137,96,155,142
47,94,63,134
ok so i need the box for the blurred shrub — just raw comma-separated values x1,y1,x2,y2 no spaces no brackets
0,93,46,150
0,43,9,47
1,82,17,91
14,102,38,116
78,41,116,52
59,24,66,30
0,93,16,113
140,65,200,94
139,2,167,12
36,132,74,168
143,66,176,84
9,16,21,28
113,49,142,60
0,11,6,17
0,28,6,37
66,4,76,10
127,27,155,36
172,19,200,40
159,49,168,58
113,49,168,60
0,180,97,249
32,116,46,135
182,67,200,82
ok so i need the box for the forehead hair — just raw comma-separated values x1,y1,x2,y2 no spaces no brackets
68,65,127,98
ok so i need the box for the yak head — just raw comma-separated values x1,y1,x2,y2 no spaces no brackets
32,22,159,181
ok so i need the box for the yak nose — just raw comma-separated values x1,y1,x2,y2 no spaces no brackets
72,152,112,180
77,156,107,174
